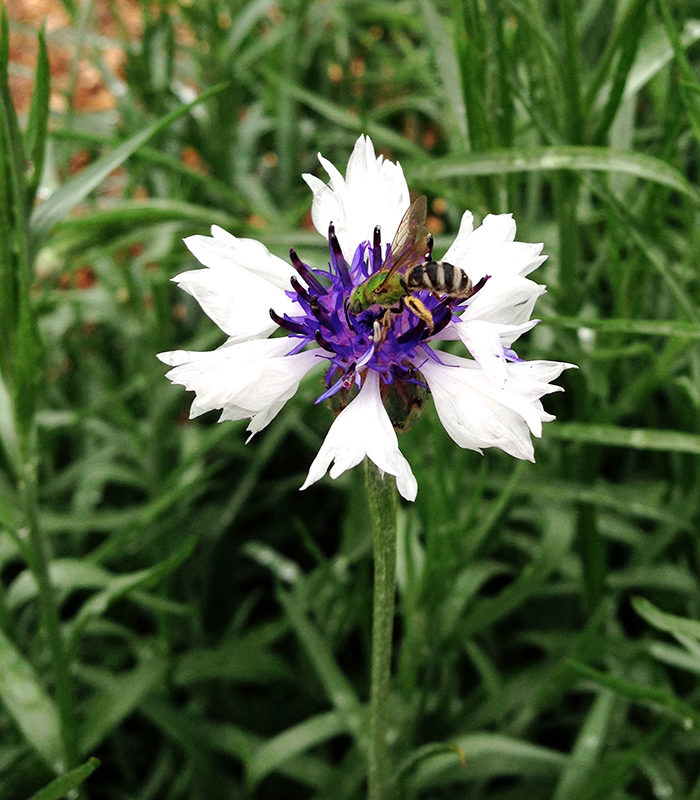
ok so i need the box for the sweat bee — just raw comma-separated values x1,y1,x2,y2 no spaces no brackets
347,195,480,334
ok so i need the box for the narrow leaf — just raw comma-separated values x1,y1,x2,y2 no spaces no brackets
633,596,700,643
28,757,100,800
417,0,468,145
29,83,228,253
247,710,346,788
407,146,700,203
406,733,566,790
24,23,50,206
546,424,700,456
277,589,364,745
567,660,700,729
0,626,63,770
546,315,700,339
79,656,167,752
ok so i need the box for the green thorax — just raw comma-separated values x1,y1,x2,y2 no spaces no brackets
348,271,406,313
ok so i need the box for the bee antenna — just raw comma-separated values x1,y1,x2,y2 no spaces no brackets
372,226,382,271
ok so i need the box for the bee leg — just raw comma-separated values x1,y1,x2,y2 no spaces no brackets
373,309,393,348
387,295,405,315
404,296,434,333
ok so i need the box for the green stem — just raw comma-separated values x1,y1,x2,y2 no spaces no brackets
364,459,399,800
19,457,78,771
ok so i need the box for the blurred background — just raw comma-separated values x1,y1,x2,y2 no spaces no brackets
2,0,700,798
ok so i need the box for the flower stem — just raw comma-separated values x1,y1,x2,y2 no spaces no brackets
19,457,78,771
364,459,398,800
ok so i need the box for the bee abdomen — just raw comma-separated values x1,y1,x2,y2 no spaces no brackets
406,261,471,295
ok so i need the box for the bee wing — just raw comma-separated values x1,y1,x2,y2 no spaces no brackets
378,196,430,288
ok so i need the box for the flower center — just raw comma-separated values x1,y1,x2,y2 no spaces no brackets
270,223,464,404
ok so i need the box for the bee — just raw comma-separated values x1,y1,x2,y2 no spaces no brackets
347,195,479,334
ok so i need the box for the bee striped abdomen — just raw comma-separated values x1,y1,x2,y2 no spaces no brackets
406,260,472,296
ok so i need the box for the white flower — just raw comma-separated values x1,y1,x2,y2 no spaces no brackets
159,134,574,501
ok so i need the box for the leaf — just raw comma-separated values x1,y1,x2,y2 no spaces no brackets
246,710,346,788
51,199,235,238
24,23,50,206
460,507,576,638
417,0,468,145
633,596,700,642
0,626,63,770
67,536,197,648
28,83,228,254
567,660,700,730
546,316,700,339
143,701,335,789
407,146,700,203
553,690,616,800
277,589,364,746
173,627,290,685
78,655,168,753
261,72,423,157
622,19,700,100
546,424,700,456
405,733,567,791
27,757,100,800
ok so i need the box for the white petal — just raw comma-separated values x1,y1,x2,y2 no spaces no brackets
421,353,573,460
173,267,296,342
175,227,299,341
453,319,509,387
300,371,417,501
303,134,410,260
460,275,545,326
158,339,320,435
189,228,296,289
445,316,539,350
443,212,546,281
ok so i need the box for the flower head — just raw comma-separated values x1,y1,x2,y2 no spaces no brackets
159,135,574,501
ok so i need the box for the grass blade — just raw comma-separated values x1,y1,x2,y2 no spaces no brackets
27,758,100,800
29,83,228,254
0,626,63,770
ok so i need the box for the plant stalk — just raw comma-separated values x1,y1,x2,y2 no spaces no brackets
19,457,78,771
364,459,399,800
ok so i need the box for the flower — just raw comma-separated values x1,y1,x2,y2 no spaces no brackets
158,135,574,501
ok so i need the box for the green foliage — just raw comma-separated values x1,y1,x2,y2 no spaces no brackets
0,0,699,798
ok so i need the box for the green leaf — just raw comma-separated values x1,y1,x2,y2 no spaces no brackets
173,626,290,685
51,199,235,238
246,710,346,788
546,424,700,456
407,146,700,203
553,690,616,800
0,626,63,770
29,82,228,255
78,655,168,753
633,596,700,642
546,315,700,339
567,660,700,730
405,733,567,790
24,23,50,207
417,0,468,146
66,536,196,648
27,757,100,800
460,507,576,637
621,19,700,100
277,588,364,746
261,73,423,157
143,702,336,790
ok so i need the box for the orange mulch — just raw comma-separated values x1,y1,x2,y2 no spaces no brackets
7,0,142,115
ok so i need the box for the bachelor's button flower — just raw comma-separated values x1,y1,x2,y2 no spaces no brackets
158,135,574,501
